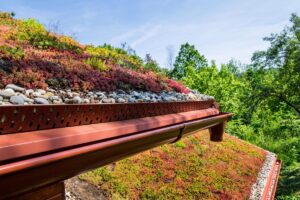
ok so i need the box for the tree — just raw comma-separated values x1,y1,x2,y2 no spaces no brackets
171,15,300,199
250,13,300,115
171,43,207,80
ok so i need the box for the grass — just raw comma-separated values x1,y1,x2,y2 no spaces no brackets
79,130,266,199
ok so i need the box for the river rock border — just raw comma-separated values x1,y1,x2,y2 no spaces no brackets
0,84,214,105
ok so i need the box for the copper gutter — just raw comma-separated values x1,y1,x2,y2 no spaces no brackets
0,101,232,199
262,160,282,200
0,108,220,163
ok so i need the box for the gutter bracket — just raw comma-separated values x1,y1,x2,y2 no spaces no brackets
172,125,185,143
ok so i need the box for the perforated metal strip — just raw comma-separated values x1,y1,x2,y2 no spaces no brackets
0,100,215,134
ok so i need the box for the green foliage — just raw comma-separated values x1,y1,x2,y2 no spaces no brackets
140,188,158,200
171,43,207,79
182,61,246,116
85,44,143,70
0,12,15,26
0,45,25,60
144,53,161,73
84,57,109,71
8,18,82,52
276,164,300,199
182,14,300,198
250,13,300,115
0,12,14,20
175,141,186,149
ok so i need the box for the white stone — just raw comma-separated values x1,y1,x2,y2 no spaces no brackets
72,96,82,104
116,98,126,103
34,98,49,104
83,99,90,103
0,88,15,98
102,98,115,103
32,92,41,97
25,89,34,96
5,84,25,92
37,89,46,95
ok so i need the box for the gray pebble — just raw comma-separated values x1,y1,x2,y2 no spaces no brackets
128,97,136,103
73,96,82,104
37,89,46,95
10,95,25,105
34,98,49,104
136,99,144,103
32,92,40,97
25,89,34,96
102,98,115,103
5,84,25,92
83,98,90,103
0,84,214,106
47,88,56,93
49,96,60,101
53,100,62,104
116,98,126,103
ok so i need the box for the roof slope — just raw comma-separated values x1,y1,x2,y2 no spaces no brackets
79,130,266,199
0,12,188,93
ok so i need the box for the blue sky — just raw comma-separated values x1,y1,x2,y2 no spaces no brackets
1,0,299,68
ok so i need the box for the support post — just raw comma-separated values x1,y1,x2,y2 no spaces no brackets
209,122,225,142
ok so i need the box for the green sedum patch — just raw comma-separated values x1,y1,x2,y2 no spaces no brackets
0,45,25,60
80,131,266,199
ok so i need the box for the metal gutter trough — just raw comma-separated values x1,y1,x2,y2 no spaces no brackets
263,160,282,200
0,100,232,199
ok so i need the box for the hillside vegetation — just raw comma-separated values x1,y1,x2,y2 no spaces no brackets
0,12,188,93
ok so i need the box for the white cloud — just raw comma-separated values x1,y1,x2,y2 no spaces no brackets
131,24,162,48
110,24,153,45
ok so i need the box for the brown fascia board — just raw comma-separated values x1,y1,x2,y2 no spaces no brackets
0,109,232,199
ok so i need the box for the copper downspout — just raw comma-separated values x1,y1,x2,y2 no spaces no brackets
0,110,232,199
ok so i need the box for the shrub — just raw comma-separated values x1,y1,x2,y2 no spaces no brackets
110,67,166,93
84,57,109,71
0,12,191,94
0,45,25,60
85,45,143,70
0,12,15,26
0,12,14,20
165,79,190,93
8,18,82,53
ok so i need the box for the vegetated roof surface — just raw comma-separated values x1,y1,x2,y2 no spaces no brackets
0,12,188,93
79,130,266,200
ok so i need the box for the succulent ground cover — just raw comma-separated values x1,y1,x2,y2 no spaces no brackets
0,12,188,93
79,131,266,200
